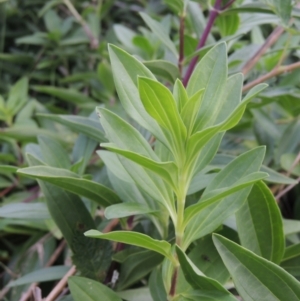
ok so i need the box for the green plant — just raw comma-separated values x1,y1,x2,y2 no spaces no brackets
2,0,300,300
71,40,298,300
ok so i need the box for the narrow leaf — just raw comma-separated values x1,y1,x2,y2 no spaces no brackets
236,181,285,263
85,230,173,261
140,12,178,57
17,166,121,207
213,234,300,301
69,276,122,301
176,246,233,295
38,113,107,142
105,203,157,219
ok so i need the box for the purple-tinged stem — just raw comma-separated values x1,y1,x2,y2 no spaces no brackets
178,13,185,78
182,0,223,86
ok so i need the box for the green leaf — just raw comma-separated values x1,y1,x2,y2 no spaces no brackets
108,45,170,148
99,151,175,221
105,203,157,219
176,246,233,296
25,155,94,246
163,0,184,14
31,86,97,107
281,243,300,276
38,114,107,142
173,79,189,112
236,181,285,264
186,83,267,163
38,135,71,169
271,0,292,25
26,154,112,281
116,250,163,291
102,144,177,188
183,147,266,248
69,276,122,301
85,230,174,261
0,203,50,219
179,290,241,301
186,43,228,128
44,9,62,33
8,266,69,287
117,288,153,301
216,13,239,37
144,60,180,83
6,77,28,116
213,234,300,301
180,89,204,135
184,172,268,228
140,12,178,57
98,107,178,187
17,166,121,207
138,77,186,157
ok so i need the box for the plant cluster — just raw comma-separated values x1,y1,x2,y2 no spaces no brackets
0,0,300,301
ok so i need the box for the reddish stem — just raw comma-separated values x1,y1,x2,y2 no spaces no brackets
178,14,185,78
182,0,223,86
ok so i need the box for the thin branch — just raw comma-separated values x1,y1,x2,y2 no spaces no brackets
182,0,223,86
44,266,76,301
276,177,300,201
63,0,99,49
242,61,300,92
242,26,284,76
178,12,185,78
275,152,300,201
169,266,179,297
19,240,67,301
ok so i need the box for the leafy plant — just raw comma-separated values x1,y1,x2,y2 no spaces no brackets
1,0,300,300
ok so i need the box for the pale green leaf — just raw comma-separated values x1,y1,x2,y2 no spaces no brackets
236,181,285,263
85,230,173,261
140,12,178,57
8,266,69,287
144,60,180,83
69,276,122,301
105,203,157,219
17,166,121,207
213,234,300,301
38,113,107,142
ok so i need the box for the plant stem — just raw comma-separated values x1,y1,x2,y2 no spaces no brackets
178,12,185,78
242,26,284,76
242,61,300,92
182,0,223,86
63,0,99,49
169,267,179,297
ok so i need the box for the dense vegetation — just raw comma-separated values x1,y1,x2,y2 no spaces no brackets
0,0,300,300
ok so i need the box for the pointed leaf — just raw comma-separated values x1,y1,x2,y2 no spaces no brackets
213,234,300,301
105,203,157,219
140,12,178,57
181,89,204,135
31,86,97,107
108,44,167,145
184,172,268,226
144,60,180,83
176,246,233,295
69,276,122,301
236,181,285,264
183,147,266,248
38,113,107,142
102,143,177,188
173,79,189,112
17,166,121,207
85,230,174,261
138,77,186,157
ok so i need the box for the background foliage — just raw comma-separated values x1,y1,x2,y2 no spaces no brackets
0,0,300,300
